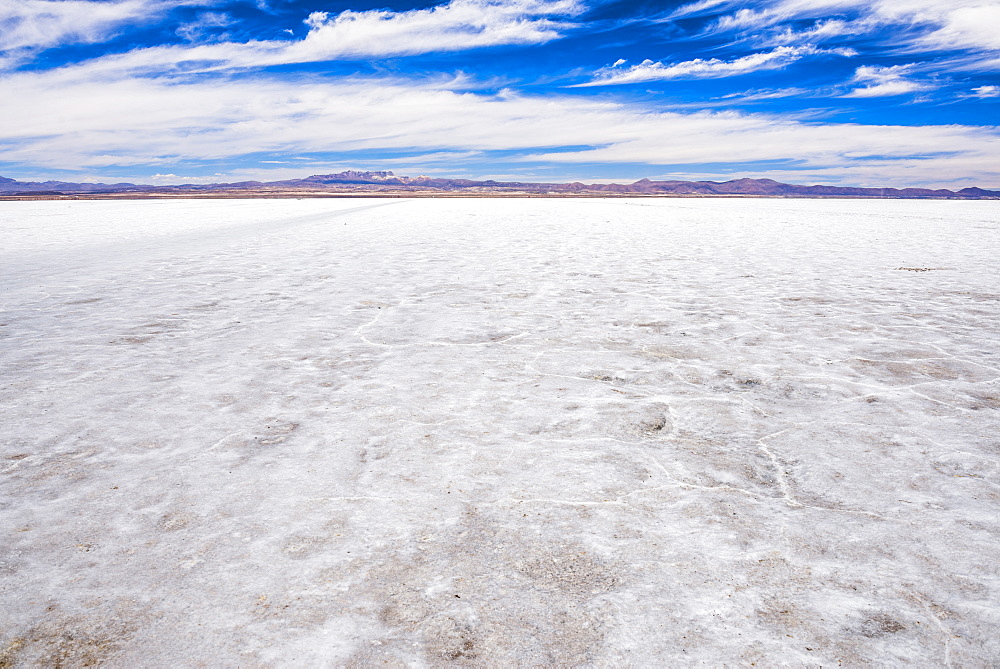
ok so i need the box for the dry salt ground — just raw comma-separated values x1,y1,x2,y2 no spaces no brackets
2,196,999,666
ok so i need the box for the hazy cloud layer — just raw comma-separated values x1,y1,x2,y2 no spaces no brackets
3,71,997,187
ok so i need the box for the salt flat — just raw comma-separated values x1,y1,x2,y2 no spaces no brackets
2,197,999,666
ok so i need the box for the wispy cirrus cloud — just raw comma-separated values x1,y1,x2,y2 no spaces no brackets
175,11,232,42
575,45,853,87
0,0,190,65
760,18,872,45
680,0,1000,65
719,87,812,101
5,0,583,74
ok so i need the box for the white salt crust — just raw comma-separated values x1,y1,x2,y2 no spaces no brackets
1,197,999,665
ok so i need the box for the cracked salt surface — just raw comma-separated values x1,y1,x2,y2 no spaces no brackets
1,196,999,665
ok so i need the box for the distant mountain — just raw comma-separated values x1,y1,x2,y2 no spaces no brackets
1,170,998,199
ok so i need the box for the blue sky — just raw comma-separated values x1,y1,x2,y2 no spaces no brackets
1,0,998,186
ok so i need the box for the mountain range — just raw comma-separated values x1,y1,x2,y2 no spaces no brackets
1,171,998,199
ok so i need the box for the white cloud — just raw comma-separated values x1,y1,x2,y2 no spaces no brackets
33,0,582,76
667,0,730,19
576,46,851,86
646,153,1000,187
913,4,1000,53
720,87,812,101
176,12,232,42
842,64,929,97
520,112,994,165
714,7,777,30
284,0,581,60
0,70,997,187
763,17,872,45
0,0,185,56
956,55,1000,72
971,84,1000,97
842,79,926,97
686,0,1000,62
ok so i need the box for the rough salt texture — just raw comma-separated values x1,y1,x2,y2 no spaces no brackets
1,197,999,666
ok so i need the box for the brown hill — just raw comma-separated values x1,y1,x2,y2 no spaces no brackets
1,171,998,199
